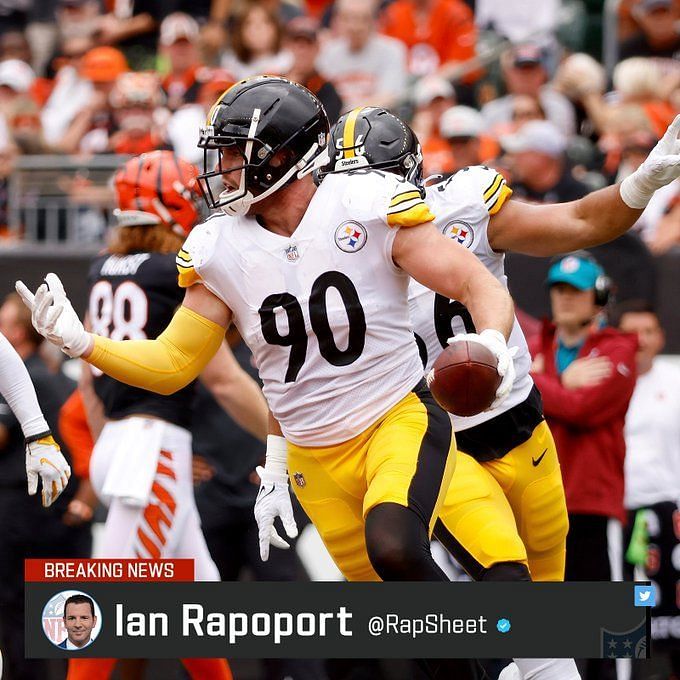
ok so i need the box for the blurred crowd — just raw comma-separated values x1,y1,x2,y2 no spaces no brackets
0,0,676,250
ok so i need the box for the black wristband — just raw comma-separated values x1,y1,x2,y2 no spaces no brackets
25,430,52,445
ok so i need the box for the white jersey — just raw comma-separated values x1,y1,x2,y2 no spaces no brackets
179,171,429,447
409,165,534,431
624,360,680,509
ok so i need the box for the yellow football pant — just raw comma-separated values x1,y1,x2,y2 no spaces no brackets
287,384,457,582
436,420,568,581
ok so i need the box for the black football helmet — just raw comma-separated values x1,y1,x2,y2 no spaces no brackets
197,76,329,216
315,107,424,194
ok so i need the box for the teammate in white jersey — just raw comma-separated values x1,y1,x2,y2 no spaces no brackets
17,77,518,679
317,105,680,573
0,331,70,506
318,106,680,680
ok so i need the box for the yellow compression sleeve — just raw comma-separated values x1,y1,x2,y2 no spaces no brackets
88,306,225,396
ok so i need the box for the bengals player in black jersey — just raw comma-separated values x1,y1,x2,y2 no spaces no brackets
66,151,267,680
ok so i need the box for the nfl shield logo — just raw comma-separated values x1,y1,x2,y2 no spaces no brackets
293,472,306,488
285,245,299,261
601,620,648,659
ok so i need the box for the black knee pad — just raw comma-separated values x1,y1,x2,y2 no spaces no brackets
480,561,531,582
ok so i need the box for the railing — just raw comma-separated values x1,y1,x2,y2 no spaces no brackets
603,0,623,78
7,154,129,245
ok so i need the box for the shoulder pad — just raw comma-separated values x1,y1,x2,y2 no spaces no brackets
176,218,222,288
435,166,513,216
386,180,434,227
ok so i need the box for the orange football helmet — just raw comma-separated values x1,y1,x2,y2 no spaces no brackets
113,150,201,236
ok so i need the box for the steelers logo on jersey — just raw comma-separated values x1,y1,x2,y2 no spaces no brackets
442,220,474,248
334,221,368,253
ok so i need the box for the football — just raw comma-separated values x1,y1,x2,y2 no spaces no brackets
427,341,501,417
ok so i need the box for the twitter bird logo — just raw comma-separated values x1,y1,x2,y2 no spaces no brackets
634,585,656,607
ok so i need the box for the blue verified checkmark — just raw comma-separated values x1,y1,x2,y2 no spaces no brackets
634,585,656,607
497,618,511,634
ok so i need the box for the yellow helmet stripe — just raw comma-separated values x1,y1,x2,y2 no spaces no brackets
342,107,364,159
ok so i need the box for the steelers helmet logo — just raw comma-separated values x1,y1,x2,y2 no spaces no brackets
442,220,474,248
335,221,368,253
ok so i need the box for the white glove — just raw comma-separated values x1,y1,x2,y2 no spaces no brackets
15,273,91,358
448,329,518,410
620,114,680,209
25,433,71,507
254,435,298,561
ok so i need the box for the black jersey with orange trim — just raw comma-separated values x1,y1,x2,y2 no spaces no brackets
87,252,195,428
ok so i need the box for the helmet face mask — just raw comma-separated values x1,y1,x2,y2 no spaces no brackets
197,127,288,213
196,76,329,217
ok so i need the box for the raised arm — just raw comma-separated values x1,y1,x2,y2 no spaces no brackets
489,187,642,256
16,274,231,396
490,115,680,255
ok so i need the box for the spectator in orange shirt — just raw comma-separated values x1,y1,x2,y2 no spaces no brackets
380,0,477,80
107,72,168,155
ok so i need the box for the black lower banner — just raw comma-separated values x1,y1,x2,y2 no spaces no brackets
27,581,651,659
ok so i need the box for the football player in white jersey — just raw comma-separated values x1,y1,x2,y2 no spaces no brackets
318,106,680,680
17,77,519,679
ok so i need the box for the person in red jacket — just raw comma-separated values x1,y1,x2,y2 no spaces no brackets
529,250,637,679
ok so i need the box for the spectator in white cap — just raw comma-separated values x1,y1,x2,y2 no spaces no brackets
0,59,34,103
481,43,576,136
0,59,41,151
159,13,204,112
411,75,457,176
502,120,589,203
316,0,407,110
439,105,499,174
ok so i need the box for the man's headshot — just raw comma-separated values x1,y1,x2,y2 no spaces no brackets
58,594,97,649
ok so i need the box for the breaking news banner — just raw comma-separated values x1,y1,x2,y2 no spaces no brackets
25,559,651,659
